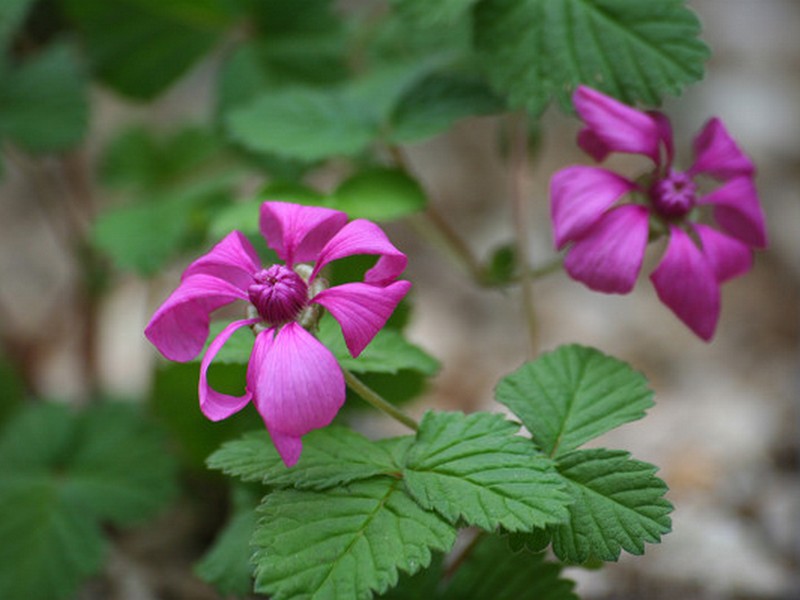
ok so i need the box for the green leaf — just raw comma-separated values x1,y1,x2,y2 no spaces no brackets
252,478,456,599
207,428,404,490
225,60,447,162
550,448,672,563
0,402,178,600
317,314,440,376
91,181,229,275
474,0,710,116
403,411,571,531
377,554,443,599
0,0,34,49
63,0,231,99
0,43,89,151
226,86,377,162
389,72,505,143
0,482,107,600
441,535,577,600
59,403,178,525
195,486,260,597
495,344,653,457
390,0,479,28
330,168,427,221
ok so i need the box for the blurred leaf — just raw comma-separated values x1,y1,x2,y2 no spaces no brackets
484,243,517,286
317,314,439,377
101,126,224,191
224,59,447,162
0,402,178,600
495,344,653,457
403,411,570,531
550,449,673,563
62,0,232,99
91,181,229,275
207,427,403,490
195,321,255,366
59,403,178,525
252,478,456,599
474,0,710,116
331,167,427,221
441,535,577,600
0,356,26,427
0,43,88,151
195,485,260,597
389,72,505,143
390,0,479,28
225,86,378,162
0,482,107,600
0,0,34,49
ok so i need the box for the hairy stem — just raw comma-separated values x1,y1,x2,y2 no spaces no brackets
343,370,419,431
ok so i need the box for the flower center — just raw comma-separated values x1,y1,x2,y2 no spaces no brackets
650,170,697,219
248,265,308,325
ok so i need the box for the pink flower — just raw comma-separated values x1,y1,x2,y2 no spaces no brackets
550,86,767,340
145,201,411,466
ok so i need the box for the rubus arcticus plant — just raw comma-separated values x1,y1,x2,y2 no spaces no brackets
0,1,770,599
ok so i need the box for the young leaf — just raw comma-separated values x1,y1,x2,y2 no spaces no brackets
390,0,478,28
441,535,577,600
331,168,427,222
207,428,404,490
550,448,672,563
474,0,710,116
251,478,456,599
0,483,107,600
403,411,571,532
317,314,440,376
0,43,89,152
495,344,653,457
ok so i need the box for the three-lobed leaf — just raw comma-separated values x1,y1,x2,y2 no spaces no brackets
550,448,672,563
252,478,456,600
403,411,571,531
495,344,653,457
474,0,710,116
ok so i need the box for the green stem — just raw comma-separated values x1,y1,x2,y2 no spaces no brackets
343,370,419,431
528,255,564,281
508,113,538,356
388,145,486,283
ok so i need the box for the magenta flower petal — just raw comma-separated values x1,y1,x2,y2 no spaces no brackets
650,227,720,341
312,280,412,357
694,224,753,283
648,111,675,166
250,322,345,467
182,231,260,289
573,86,661,163
260,201,348,266
311,219,408,285
564,205,649,294
199,318,260,421
697,176,767,248
550,165,637,249
145,274,249,362
689,118,755,180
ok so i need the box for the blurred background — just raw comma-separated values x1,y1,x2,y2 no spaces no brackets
0,0,797,598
